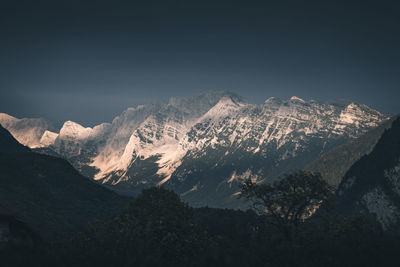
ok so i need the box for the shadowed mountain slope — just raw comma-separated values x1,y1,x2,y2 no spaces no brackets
0,125,129,239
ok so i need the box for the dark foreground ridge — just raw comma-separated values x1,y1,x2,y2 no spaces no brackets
2,186,399,267
0,125,129,240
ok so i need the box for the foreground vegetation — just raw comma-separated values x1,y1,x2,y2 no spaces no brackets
2,173,400,267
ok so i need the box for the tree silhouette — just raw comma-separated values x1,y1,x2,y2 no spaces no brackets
240,171,334,240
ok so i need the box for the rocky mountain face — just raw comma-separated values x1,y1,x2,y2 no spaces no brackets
337,117,400,232
1,91,388,207
305,114,399,187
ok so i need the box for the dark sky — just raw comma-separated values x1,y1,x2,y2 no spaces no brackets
1,0,399,127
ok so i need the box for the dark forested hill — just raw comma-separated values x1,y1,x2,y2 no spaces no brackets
0,124,30,153
305,115,398,187
337,116,400,232
0,125,129,239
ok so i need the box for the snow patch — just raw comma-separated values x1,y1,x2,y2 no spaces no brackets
362,187,400,230
227,169,260,184
181,183,199,197
39,130,58,147
385,160,400,195
290,96,305,102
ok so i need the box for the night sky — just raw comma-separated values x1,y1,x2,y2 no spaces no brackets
1,0,399,126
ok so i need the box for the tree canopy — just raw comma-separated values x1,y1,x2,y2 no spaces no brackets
240,171,334,239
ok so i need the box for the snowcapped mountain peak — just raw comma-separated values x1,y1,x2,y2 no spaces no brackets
167,90,244,119
264,96,283,105
333,102,385,136
59,121,93,140
200,95,244,121
39,130,59,147
0,113,19,125
0,113,55,148
264,96,308,107
290,96,305,102
217,95,242,106
62,120,84,128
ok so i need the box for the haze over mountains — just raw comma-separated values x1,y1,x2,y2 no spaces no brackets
0,91,389,207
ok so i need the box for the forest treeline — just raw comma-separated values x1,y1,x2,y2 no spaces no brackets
2,172,400,267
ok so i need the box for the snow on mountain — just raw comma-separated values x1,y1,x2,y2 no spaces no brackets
289,96,305,102
199,96,245,121
91,114,189,183
39,130,59,147
0,113,55,148
87,91,238,184
333,103,384,136
0,113,19,125
51,121,111,158
178,96,384,162
59,121,93,140
163,97,388,207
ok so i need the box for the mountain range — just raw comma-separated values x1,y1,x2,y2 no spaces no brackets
0,91,389,207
